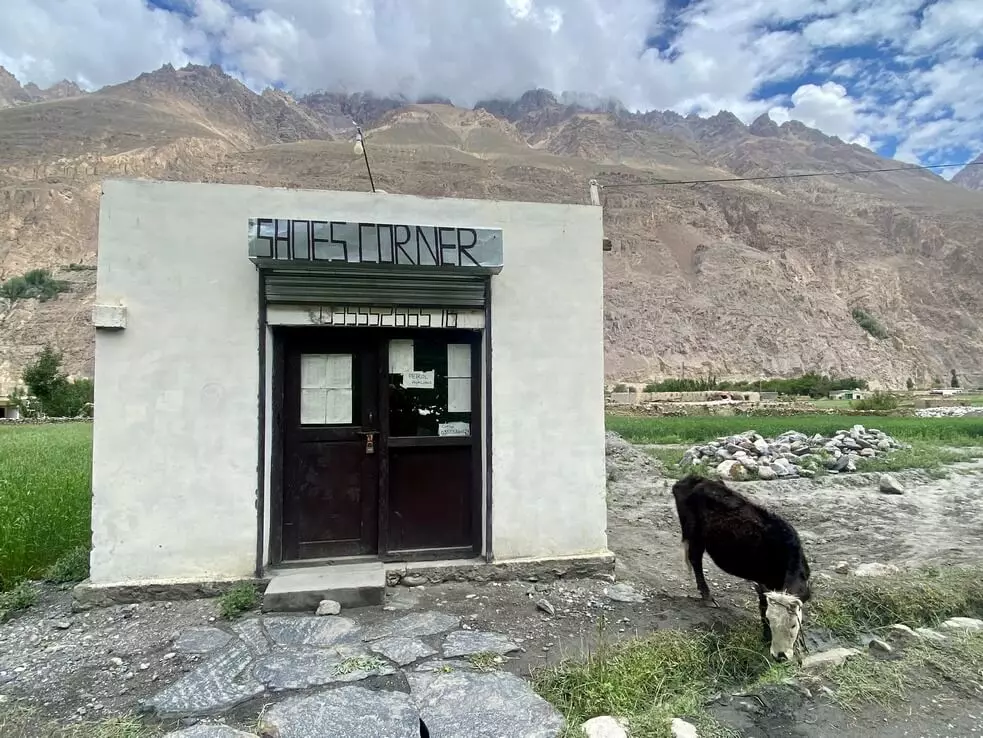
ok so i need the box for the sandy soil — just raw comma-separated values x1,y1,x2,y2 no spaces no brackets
2,433,982,736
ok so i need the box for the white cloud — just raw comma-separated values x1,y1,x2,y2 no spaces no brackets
0,0,981,166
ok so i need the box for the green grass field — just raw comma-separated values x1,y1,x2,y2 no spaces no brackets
607,414,983,446
0,423,92,589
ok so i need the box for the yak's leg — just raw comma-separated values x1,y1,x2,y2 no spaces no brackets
685,538,718,607
756,585,772,643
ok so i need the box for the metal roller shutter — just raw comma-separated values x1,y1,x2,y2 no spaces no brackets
260,264,489,308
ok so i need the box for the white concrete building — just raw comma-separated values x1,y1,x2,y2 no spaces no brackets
84,179,611,605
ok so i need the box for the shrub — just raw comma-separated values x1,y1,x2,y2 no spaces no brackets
13,345,93,418
44,545,90,584
0,581,39,622
906,377,915,391
219,582,259,619
612,383,629,393
852,391,900,411
0,269,69,302
852,307,889,339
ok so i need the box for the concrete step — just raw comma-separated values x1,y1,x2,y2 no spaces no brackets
262,562,386,612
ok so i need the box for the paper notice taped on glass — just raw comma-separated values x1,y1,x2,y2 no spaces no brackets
403,370,435,389
324,388,353,424
301,388,327,424
438,421,470,437
324,354,353,389
301,354,328,388
448,377,471,412
447,343,471,377
389,339,414,374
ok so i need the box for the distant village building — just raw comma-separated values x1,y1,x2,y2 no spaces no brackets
828,389,867,400
81,179,611,605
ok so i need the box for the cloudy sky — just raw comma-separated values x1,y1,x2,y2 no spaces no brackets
1,0,981,171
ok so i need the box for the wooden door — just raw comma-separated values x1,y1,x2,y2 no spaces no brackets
381,330,482,558
280,329,379,560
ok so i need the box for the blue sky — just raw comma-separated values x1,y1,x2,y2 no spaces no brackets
1,0,981,172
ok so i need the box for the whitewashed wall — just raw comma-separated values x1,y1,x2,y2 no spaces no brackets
91,179,608,585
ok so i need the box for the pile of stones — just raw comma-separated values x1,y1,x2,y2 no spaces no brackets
680,424,908,480
915,406,983,418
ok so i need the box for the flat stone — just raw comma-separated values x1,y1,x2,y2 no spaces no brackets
581,715,629,737
757,465,777,481
408,669,564,737
442,631,521,658
367,636,437,666
262,563,385,612
163,726,258,738
253,645,396,691
915,627,947,641
262,686,419,738
315,599,341,616
603,583,644,603
143,642,265,718
174,627,234,654
889,624,918,638
362,611,460,641
230,618,271,657
414,658,479,673
867,637,893,653
801,647,860,670
263,615,360,647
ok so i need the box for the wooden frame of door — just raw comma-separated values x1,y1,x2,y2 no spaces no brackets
267,325,484,567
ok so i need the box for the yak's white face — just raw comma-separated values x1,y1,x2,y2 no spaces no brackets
765,591,803,661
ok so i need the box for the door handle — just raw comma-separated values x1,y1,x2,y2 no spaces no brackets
357,430,377,455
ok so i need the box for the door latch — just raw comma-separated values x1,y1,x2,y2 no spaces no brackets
358,431,377,455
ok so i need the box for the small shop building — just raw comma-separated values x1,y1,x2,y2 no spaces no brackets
84,179,610,605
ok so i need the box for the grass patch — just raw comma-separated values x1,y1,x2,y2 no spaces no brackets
467,652,505,671
852,307,890,340
810,567,983,638
0,424,93,590
0,268,70,302
44,545,90,585
607,414,983,447
0,705,156,738
854,443,982,478
218,582,259,620
535,568,983,736
334,655,388,676
642,445,689,478
0,580,39,622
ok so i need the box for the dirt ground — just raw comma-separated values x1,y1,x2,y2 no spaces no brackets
2,433,983,737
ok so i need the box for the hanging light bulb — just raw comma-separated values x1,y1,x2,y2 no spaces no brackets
354,138,364,156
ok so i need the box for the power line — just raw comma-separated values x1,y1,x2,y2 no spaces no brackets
598,160,983,189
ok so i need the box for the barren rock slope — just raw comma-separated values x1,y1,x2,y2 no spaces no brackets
2,64,982,389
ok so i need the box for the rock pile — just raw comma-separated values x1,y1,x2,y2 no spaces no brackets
680,425,908,480
915,406,983,418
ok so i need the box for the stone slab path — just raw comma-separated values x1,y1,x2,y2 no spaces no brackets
145,611,565,737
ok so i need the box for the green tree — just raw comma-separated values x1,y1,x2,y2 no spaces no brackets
906,377,915,391
951,369,959,389
14,345,93,418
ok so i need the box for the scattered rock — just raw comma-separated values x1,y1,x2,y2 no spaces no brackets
367,636,437,666
940,616,983,632
801,647,860,670
867,637,893,653
408,669,565,737
442,630,521,658
315,599,341,616
888,624,918,638
536,599,556,617
401,574,427,587
914,627,947,641
581,715,629,738
50,620,72,630
671,718,700,738
878,474,904,495
834,561,850,574
852,562,900,578
756,465,777,481
262,686,420,738
915,406,983,418
604,583,644,603
174,627,234,655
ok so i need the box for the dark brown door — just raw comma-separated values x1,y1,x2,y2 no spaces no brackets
381,329,482,558
280,329,379,560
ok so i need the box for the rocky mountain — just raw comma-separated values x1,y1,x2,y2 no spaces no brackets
952,154,983,192
0,67,85,109
2,62,983,391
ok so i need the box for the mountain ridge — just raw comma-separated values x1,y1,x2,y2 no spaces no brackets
1,62,982,391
